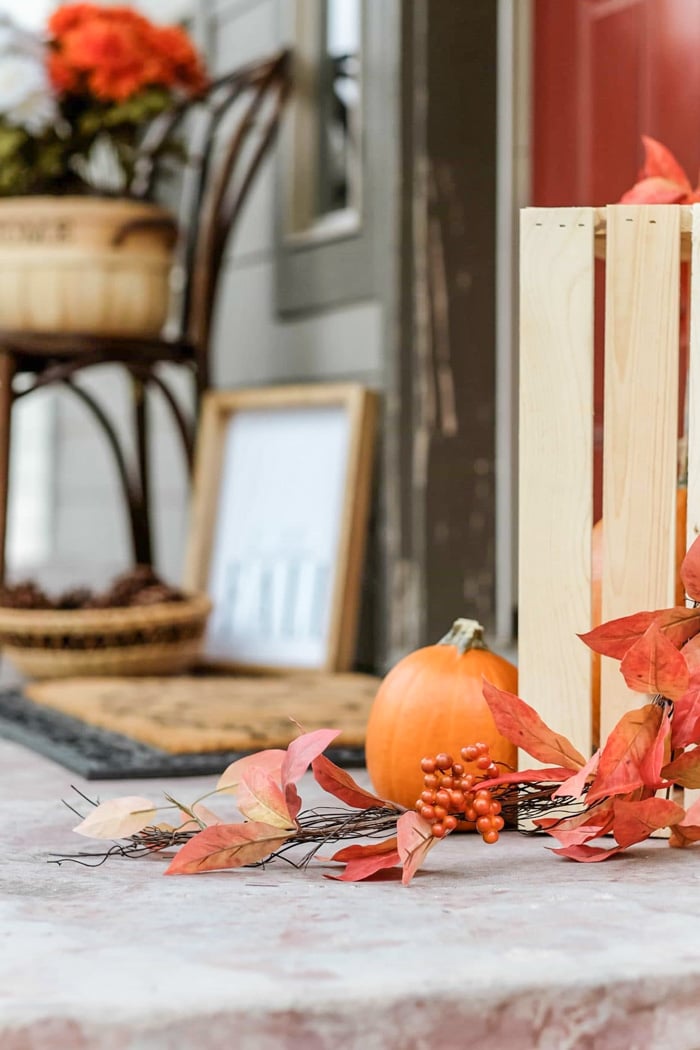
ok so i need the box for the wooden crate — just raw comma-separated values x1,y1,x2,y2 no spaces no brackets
518,203,700,755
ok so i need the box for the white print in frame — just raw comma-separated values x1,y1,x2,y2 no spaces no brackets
185,385,377,672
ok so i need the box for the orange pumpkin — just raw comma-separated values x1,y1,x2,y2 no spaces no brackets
365,618,518,813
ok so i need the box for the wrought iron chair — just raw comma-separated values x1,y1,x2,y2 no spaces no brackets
0,49,291,579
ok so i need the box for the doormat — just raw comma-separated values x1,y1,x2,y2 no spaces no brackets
0,672,378,779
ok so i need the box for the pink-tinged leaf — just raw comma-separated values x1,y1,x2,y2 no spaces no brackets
235,768,295,828
669,797,700,847
326,850,402,882
216,749,286,794
330,837,398,862
671,679,700,748
611,796,685,848
535,801,614,847
681,534,700,602
619,177,688,204
165,821,293,875
639,135,692,186
281,728,341,787
620,623,689,700
661,746,700,789
312,754,395,810
177,803,223,832
587,704,665,803
396,811,437,886
482,680,586,769
549,842,624,862
73,796,157,839
578,612,655,659
552,749,601,800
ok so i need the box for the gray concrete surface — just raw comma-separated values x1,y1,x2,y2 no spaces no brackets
4,735,700,1049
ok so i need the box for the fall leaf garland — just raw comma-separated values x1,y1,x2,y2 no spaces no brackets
54,534,700,881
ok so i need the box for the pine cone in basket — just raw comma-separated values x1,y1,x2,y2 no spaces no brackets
0,580,53,609
131,584,185,606
55,587,94,610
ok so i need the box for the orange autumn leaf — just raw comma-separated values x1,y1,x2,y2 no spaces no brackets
670,678,700,748
669,797,700,848
579,612,656,660
216,749,286,795
611,796,685,848
552,749,601,801
312,754,393,810
661,746,700,789
165,822,293,875
586,705,668,804
681,534,700,603
620,622,689,700
620,135,697,203
481,680,586,770
331,838,399,862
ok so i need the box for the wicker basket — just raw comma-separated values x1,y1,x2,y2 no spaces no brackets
0,594,212,679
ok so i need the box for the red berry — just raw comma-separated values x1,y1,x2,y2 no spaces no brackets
476,815,492,834
476,755,491,770
451,763,464,777
492,815,505,831
421,757,437,774
474,797,491,816
482,830,499,844
440,776,454,790
431,822,447,838
423,773,439,789
435,789,451,808
421,789,437,805
435,753,453,771
475,743,489,757
421,805,436,822
444,815,458,831
433,805,448,821
461,745,478,762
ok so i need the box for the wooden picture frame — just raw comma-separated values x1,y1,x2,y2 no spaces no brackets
184,383,378,672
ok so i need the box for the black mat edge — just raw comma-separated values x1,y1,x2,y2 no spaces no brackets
0,687,365,780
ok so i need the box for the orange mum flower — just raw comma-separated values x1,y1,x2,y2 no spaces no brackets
150,25,208,95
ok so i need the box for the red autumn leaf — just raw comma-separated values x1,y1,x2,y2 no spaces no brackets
312,754,393,810
326,838,401,881
325,852,402,882
481,680,586,770
280,728,341,788
671,679,700,748
654,607,700,649
669,797,700,848
679,635,700,675
638,706,672,789
235,768,295,828
330,837,399,862
552,749,601,800
639,135,692,186
611,796,685,848
619,177,688,204
661,746,700,789
681,535,700,602
620,623,689,700
578,611,655,659
164,821,293,875
586,704,665,803
284,783,302,822
549,842,624,862
536,801,614,847
396,811,437,886
476,767,578,792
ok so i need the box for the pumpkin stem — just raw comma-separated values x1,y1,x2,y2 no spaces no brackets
438,618,488,655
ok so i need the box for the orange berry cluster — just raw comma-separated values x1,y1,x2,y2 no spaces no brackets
415,744,506,843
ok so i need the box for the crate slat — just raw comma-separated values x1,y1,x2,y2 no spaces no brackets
518,208,595,755
599,205,680,740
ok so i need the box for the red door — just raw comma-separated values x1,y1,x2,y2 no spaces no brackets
532,0,700,517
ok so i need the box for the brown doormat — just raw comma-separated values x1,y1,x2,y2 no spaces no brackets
25,672,380,756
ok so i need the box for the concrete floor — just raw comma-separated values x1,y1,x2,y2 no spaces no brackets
5,735,700,1048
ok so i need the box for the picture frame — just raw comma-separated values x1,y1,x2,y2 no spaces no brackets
183,383,378,672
